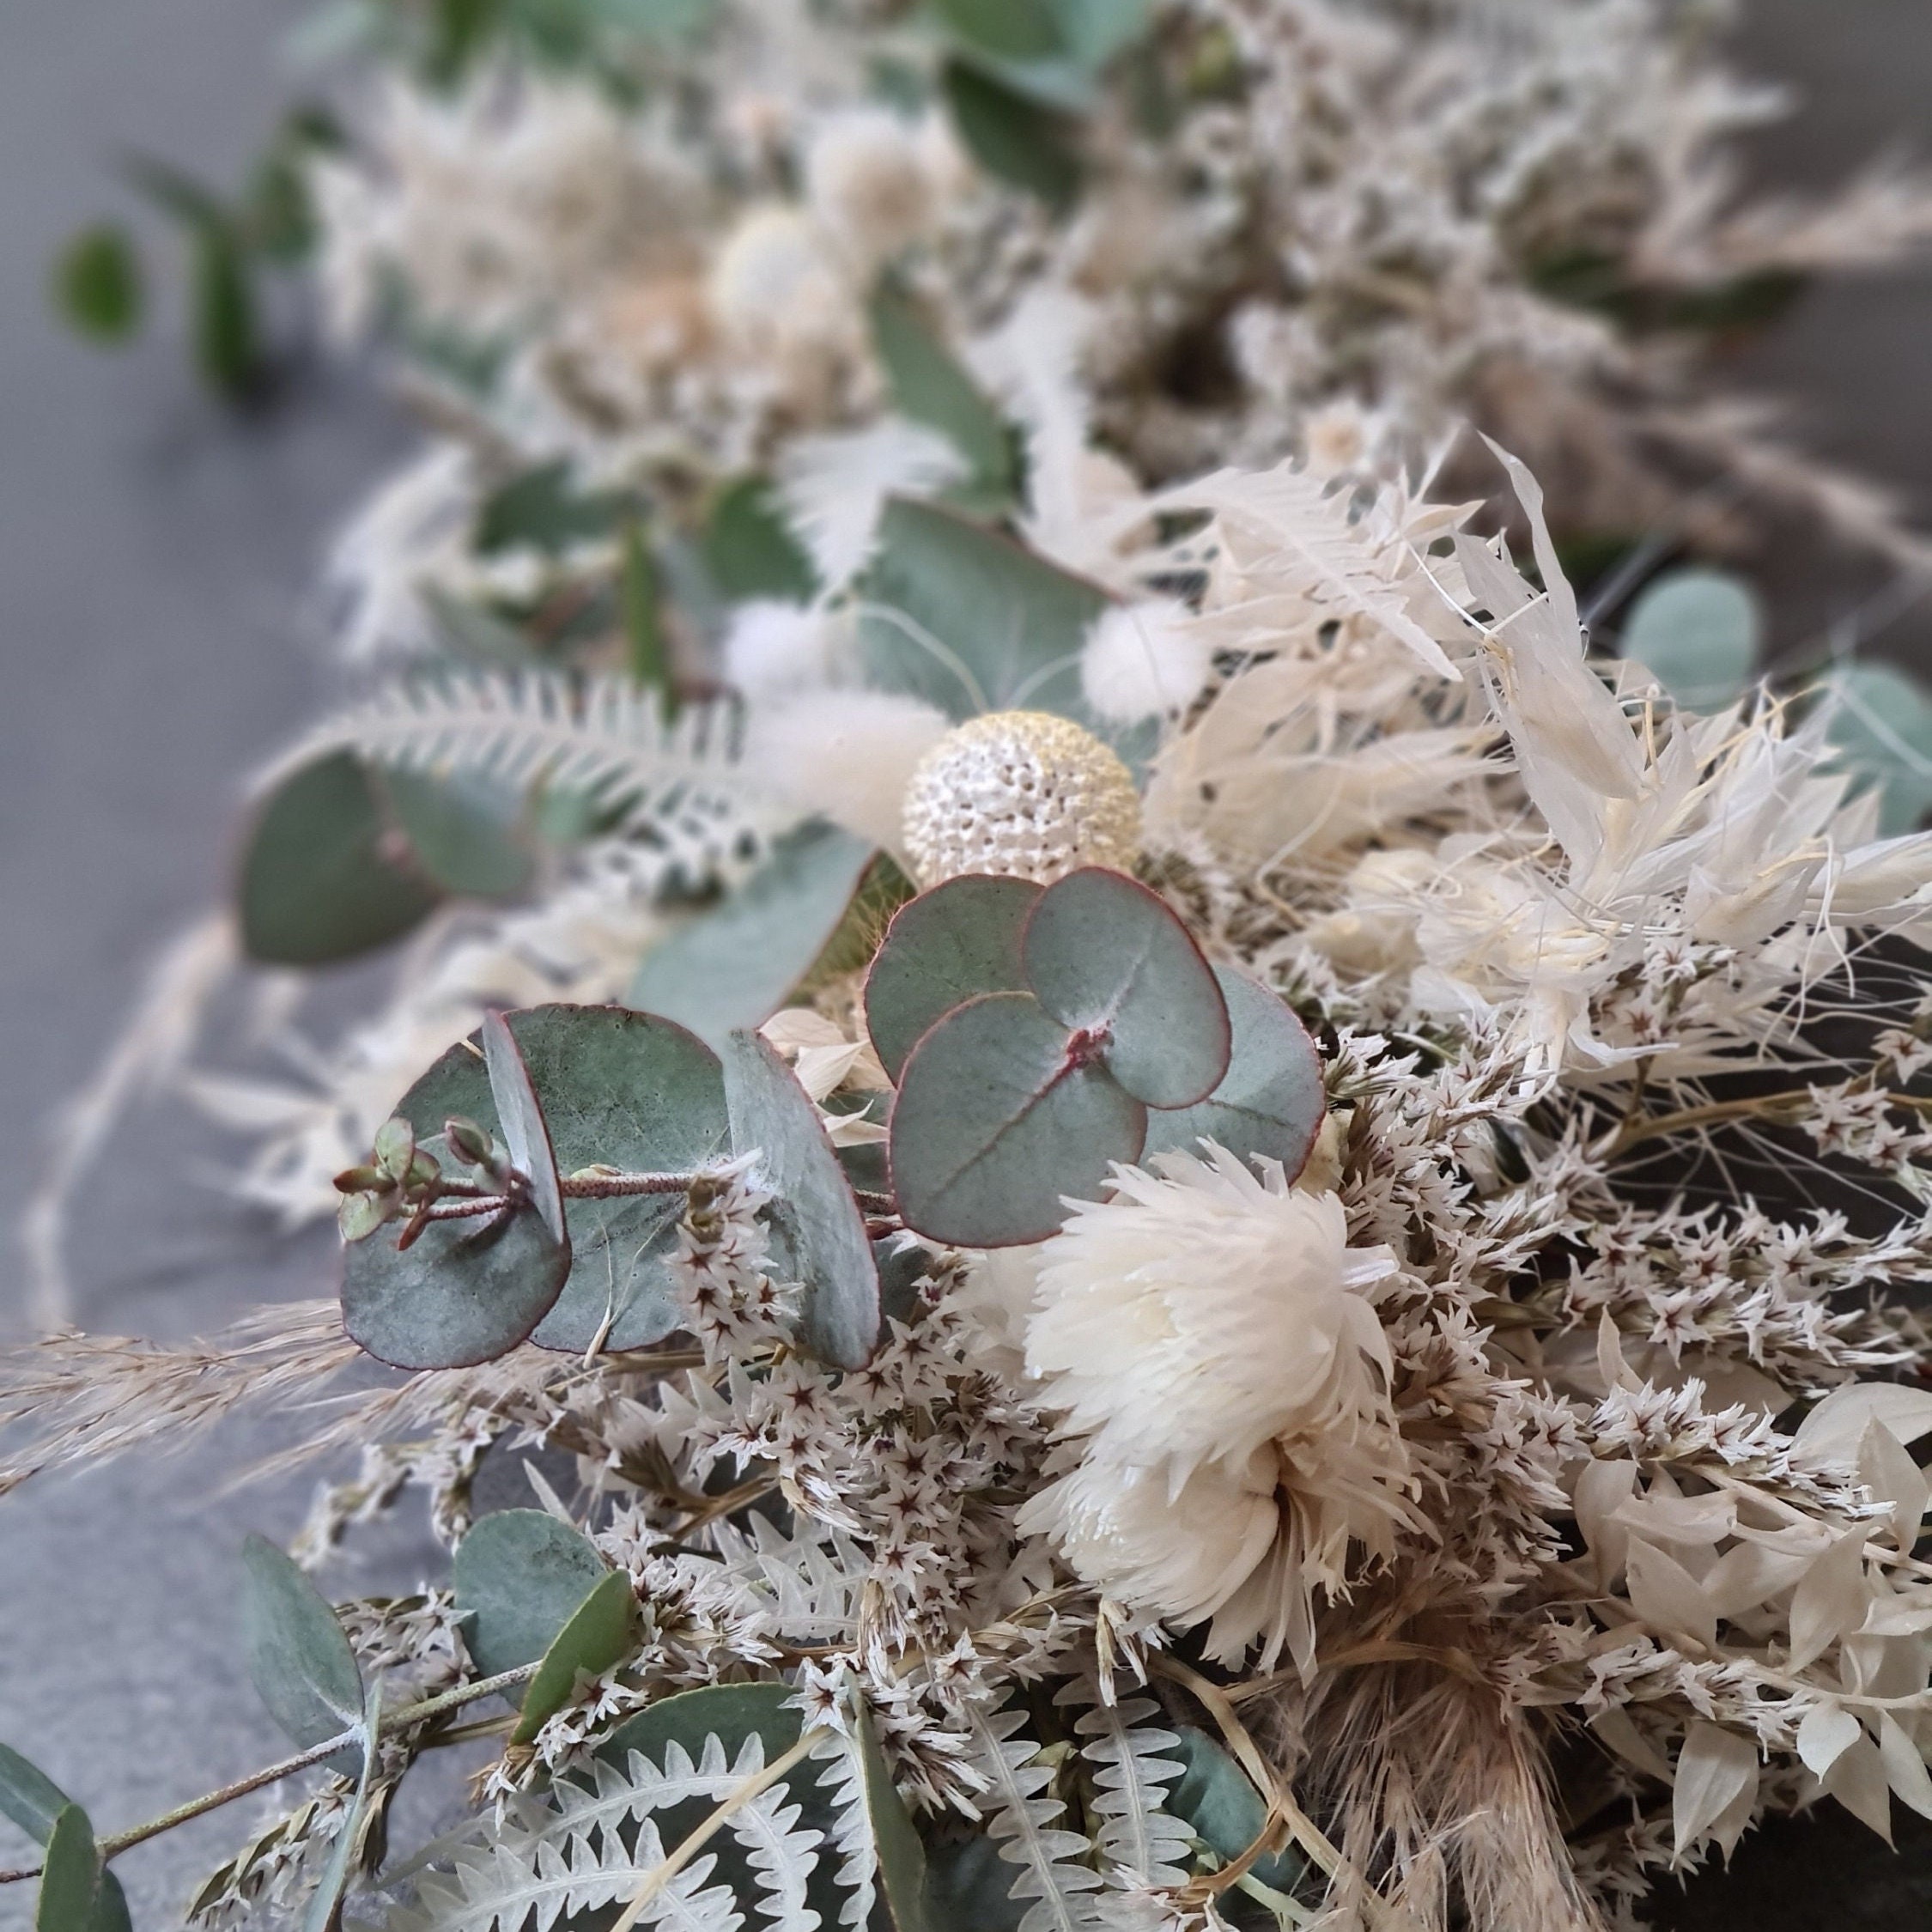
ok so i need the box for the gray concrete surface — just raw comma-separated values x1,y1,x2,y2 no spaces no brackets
0,0,1929,1926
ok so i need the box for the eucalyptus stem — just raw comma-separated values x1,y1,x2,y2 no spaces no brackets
1597,1085,1932,1159
0,1663,539,1886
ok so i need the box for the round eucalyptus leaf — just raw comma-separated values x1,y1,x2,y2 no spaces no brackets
864,874,1042,1081
483,1011,566,1245
889,990,1145,1248
1166,1725,1304,1893
1819,660,1932,837
383,766,535,899
240,1534,364,1771
239,750,439,967
393,1006,730,1354
511,1571,636,1745
721,1031,881,1369
454,1510,610,1685
341,1134,573,1370
1140,967,1324,1180
1022,868,1229,1109
597,1681,802,1774
1621,568,1762,714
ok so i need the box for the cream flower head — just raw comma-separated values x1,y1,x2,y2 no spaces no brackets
1018,1148,1415,1672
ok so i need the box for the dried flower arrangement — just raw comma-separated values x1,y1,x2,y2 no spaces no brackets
18,4,1932,1932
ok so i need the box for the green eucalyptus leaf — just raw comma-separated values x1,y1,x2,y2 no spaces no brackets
53,225,143,342
392,1007,729,1352
864,874,1042,1081
702,476,820,605
1048,0,1153,68
1140,966,1322,1178
1023,868,1229,1109
475,459,627,556
858,498,1107,721
422,587,541,668
1165,1726,1303,1893
597,1681,802,1772
482,1010,567,1244
384,767,534,899
940,60,1082,215
621,524,674,698
454,1510,610,1684
0,1744,70,1845
629,823,880,1050
920,1829,1024,1932
1621,568,1761,713
240,1535,363,1771
1819,660,1932,837
512,1571,636,1744
857,1706,931,1931
889,990,1145,1247
341,1133,573,1369
300,1687,381,1932
240,751,439,966
869,288,1017,505
191,224,263,399
930,0,1063,61
36,1807,103,1932
721,1030,882,1369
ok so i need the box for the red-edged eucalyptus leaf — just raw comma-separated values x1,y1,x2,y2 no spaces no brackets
392,1007,728,1353
629,822,879,1050
512,1571,636,1745
890,990,1145,1247
864,874,1042,1081
857,1705,931,1932
301,1687,381,1932
454,1510,609,1686
240,1535,363,1773
1022,868,1229,1108
482,1010,566,1243
721,1031,881,1368
1140,967,1323,1178
342,1136,572,1369
239,750,439,966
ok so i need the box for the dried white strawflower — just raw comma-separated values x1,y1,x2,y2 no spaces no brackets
804,107,940,274
1018,1149,1414,1671
1078,598,1212,723
899,709,1141,887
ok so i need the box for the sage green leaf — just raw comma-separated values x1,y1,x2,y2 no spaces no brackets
1048,0,1153,68
870,288,1017,504
384,768,534,900
629,823,880,1049
454,1510,609,1685
858,1705,931,1932
301,1686,380,1932
422,586,540,669
1166,1726,1303,1893
1621,568,1761,713
1023,868,1229,1109
341,1133,573,1369
240,1535,363,1771
392,1006,729,1352
190,224,264,400
702,476,819,605
482,1011,567,1245
511,1571,636,1744
941,59,1082,214
474,459,627,556
921,1830,1024,1932
864,874,1042,1081
931,0,1063,61
1141,966,1323,1179
858,498,1107,720
890,990,1145,1247
53,225,143,342
1820,660,1932,837
621,524,674,699
721,1030,882,1368
0,1744,70,1845
240,751,440,966
36,1807,102,1932
598,1681,801,1773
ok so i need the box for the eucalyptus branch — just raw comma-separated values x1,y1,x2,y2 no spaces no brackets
422,1170,714,1223
0,1663,540,1886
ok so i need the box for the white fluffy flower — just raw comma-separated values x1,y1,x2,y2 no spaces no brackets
1078,599,1213,722
804,107,940,273
721,600,835,695
1018,1149,1414,1671
708,203,864,404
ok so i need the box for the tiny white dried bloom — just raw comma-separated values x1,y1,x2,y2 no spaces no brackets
1078,599,1213,723
722,599,835,696
804,107,940,273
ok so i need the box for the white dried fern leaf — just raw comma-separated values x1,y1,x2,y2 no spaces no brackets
387,1822,649,1932
1057,1685,1192,1889
261,671,785,841
811,1731,878,1931
701,1517,873,1644
967,1707,1109,1932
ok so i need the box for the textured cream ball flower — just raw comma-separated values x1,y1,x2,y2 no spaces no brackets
900,709,1141,887
1018,1148,1416,1671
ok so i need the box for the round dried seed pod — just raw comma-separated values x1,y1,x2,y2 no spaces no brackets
900,709,1142,888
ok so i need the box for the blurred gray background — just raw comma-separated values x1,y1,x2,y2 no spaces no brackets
2,1,1931,1925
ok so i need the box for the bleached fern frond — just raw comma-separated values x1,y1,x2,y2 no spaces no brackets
967,1706,1109,1932
387,1818,657,1932
699,1516,873,1645
1056,1684,1192,1890
730,1783,823,1931
260,671,787,841
516,1735,769,1850
811,1731,878,1931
